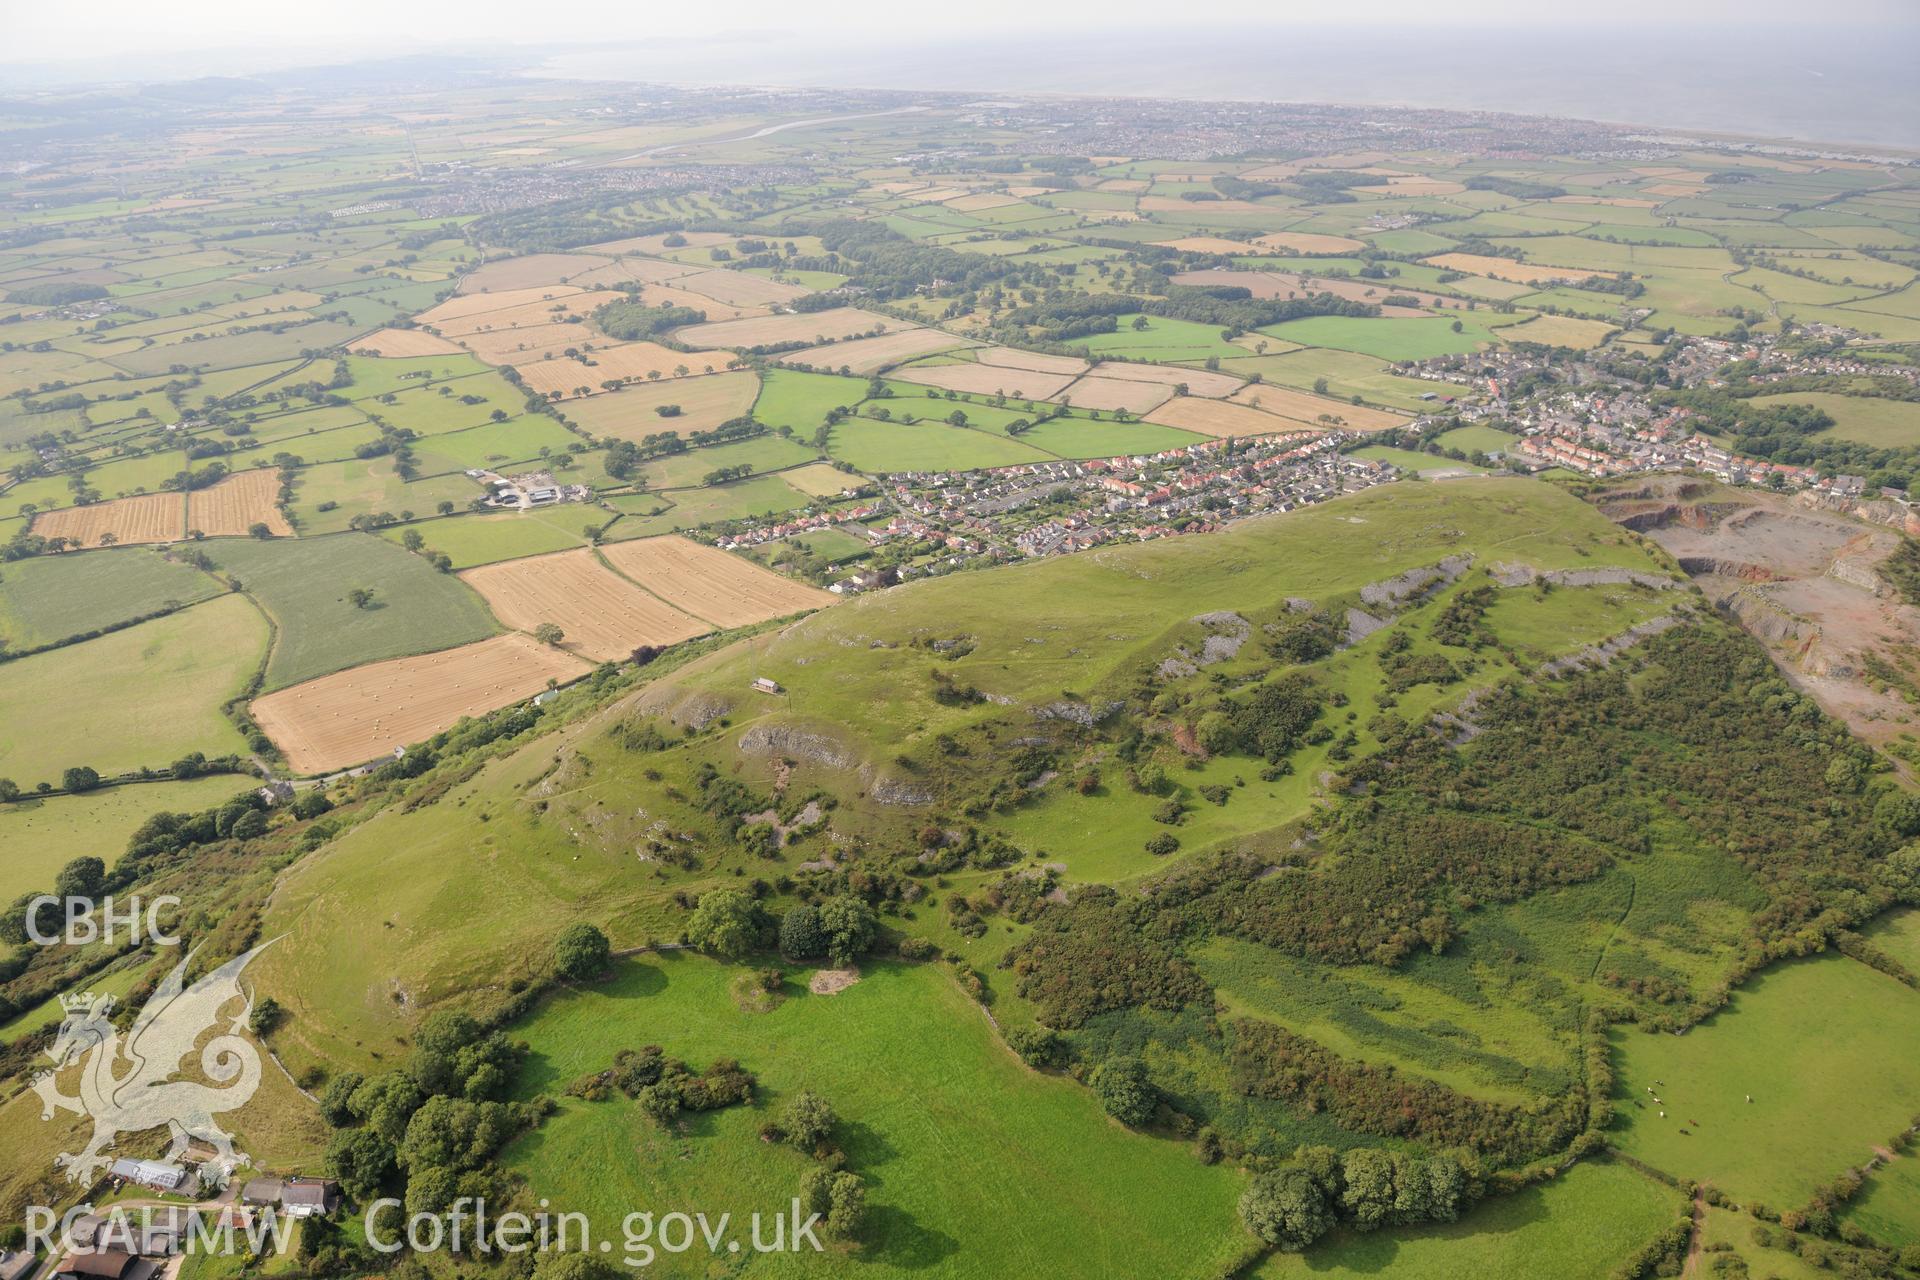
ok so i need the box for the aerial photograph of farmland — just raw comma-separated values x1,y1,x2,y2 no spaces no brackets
2,0,1919,1275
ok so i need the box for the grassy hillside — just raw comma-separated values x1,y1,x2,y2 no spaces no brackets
503,953,1248,1280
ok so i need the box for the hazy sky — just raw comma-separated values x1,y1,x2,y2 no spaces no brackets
9,0,1917,63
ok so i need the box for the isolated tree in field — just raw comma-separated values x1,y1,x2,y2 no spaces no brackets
1090,1058,1155,1127
533,622,566,647
686,888,763,959
402,529,425,552
347,587,374,609
0,779,19,803
61,766,101,794
1240,1169,1335,1251
436,501,455,516
781,1089,837,1150
98,532,118,547
553,922,610,981
248,996,283,1036
248,522,272,539
817,895,876,967
799,1167,867,1240
779,903,824,959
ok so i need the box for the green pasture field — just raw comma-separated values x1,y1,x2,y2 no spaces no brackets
407,415,584,474
287,457,478,534
1222,348,1450,411
1075,315,1254,362
604,473,814,538
379,510,591,570
1844,1151,1920,1247
0,593,265,785
1747,391,1920,448
1353,445,1490,475
0,547,219,650
0,774,254,910
1609,952,1920,1209
1435,424,1518,454
1254,1159,1682,1280
751,368,871,433
371,375,528,435
204,533,500,689
639,434,818,489
337,353,496,399
826,416,1052,472
1262,315,1507,361
500,953,1249,1280
743,526,872,567
1863,907,1920,971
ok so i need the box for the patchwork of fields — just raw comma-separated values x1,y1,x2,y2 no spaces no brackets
5,70,1920,1280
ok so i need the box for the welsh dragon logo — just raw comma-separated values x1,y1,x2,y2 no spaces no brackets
32,941,276,1186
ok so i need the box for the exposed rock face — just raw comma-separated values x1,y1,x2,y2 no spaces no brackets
869,776,934,806
1345,608,1390,646
1033,699,1122,728
1358,554,1473,609
736,724,857,769
1539,613,1686,678
1491,562,1687,590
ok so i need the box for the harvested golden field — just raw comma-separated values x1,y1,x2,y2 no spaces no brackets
418,286,587,327
895,361,1078,399
456,323,596,366
1089,361,1243,398
679,307,909,349
455,253,615,294
1150,236,1254,255
944,192,1024,211
514,342,732,400
974,347,1089,376
31,492,183,547
252,634,592,774
1500,314,1622,349
561,371,760,441
461,548,710,662
1422,253,1592,285
1253,231,1368,254
349,328,466,357
1052,374,1172,413
783,328,976,375
1355,177,1466,196
1228,384,1408,430
600,536,834,629
781,463,861,498
670,269,810,308
1144,397,1315,439
433,291,623,337
187,467,294,538
565,258,700,288
630,283,768,322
